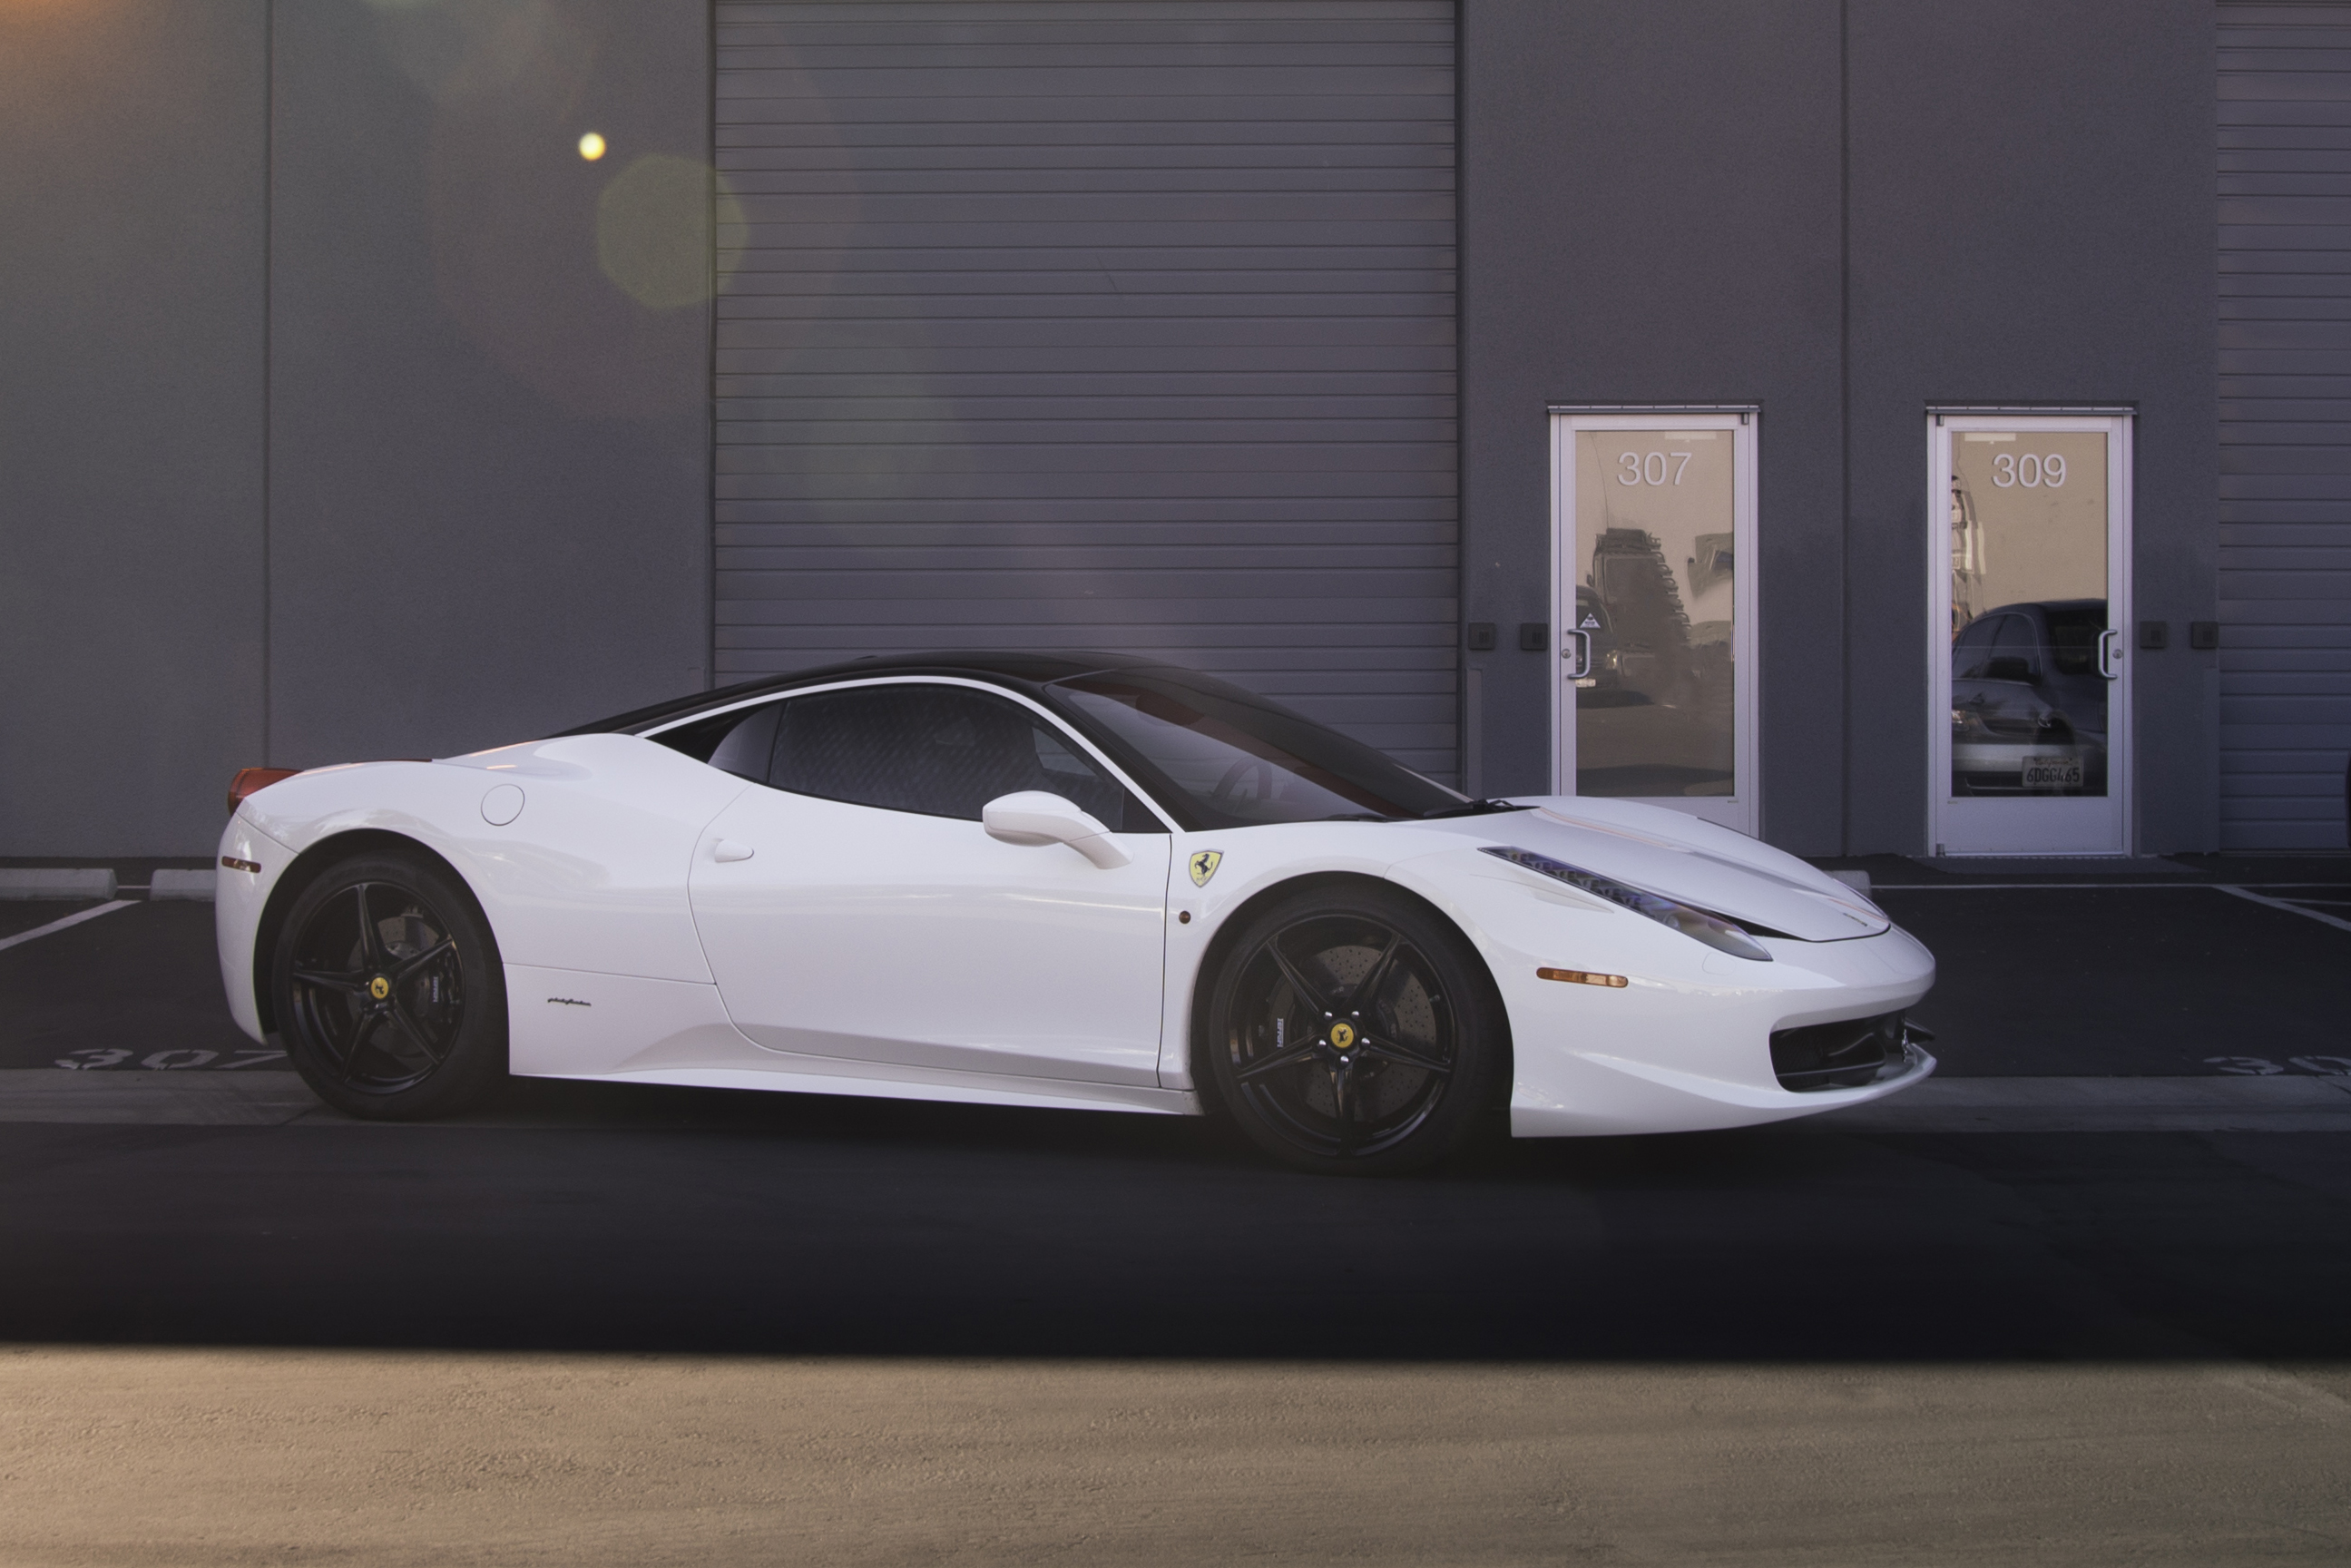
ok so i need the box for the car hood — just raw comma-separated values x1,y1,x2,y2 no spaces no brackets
1455,796,1891,942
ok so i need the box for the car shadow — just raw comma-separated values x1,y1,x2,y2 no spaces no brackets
3,1073,2346,1365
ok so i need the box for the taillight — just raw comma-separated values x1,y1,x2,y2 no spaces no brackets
228,768,299,815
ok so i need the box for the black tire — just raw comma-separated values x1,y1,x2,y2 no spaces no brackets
269,851,505,1120
1200,883,1507,1176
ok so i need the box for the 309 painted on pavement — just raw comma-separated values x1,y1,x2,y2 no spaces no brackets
2206,1055,2351,1077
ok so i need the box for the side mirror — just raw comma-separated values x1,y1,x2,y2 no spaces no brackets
982,791,1132,869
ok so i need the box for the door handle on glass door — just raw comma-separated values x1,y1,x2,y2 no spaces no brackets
2098,628,2122,680
712,838,755,863
1563,630,1592,678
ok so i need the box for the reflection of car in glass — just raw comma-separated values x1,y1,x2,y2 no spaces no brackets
216,652,1932,1175
1950,599,2109,796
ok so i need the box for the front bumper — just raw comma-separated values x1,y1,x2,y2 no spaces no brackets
1497,925,1939,1138
214,814,297,1045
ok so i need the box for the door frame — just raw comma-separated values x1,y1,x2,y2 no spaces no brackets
1926,408,2134,857
1548,407,1761,837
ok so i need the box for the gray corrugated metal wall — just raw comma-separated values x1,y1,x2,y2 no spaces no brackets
713,0,1459,779
2219,4,2351,848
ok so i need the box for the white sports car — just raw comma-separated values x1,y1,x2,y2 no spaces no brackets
216,653,1934,1173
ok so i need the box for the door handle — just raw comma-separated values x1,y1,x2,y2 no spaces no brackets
2097,628,2122,680
1562,630,1592,678
712,838,755,863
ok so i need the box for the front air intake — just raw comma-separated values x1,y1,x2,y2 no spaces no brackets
1769,1012,1908,1092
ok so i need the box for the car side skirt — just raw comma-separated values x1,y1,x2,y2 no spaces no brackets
537,1064,1200,1118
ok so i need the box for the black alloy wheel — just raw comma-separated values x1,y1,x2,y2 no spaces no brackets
1202,886,1505,1175
270,852,505,1119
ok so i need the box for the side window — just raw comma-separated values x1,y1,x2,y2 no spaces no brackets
2045,609,2103,677
706,702,780,781
769,684,1161,829
648,699,784,782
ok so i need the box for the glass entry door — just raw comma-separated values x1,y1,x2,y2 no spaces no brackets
1930,413,2131,856
1550,411,1758,836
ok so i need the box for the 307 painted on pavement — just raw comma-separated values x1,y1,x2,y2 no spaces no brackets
54,1048,286,1071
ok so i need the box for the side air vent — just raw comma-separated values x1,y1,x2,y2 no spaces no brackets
1770,1012,1911,1092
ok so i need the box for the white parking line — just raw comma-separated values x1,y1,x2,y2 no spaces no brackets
1812,1073,2351,1133
1872,881,2351,932
1871,881,2351,893
0,900,135,953
1871,883,2199,890
2216,884,2351,936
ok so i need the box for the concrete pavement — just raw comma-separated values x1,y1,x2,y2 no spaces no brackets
3,1351,2346,1566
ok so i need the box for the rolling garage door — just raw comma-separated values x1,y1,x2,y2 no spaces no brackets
712,1,1460,779
2219,5,2351,848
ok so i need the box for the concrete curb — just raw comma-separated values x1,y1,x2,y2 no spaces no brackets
150,868,218,902
0,868,116,900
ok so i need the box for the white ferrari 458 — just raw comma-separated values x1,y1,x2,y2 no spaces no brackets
216,653,1934,1173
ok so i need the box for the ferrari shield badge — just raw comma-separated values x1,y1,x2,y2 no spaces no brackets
1188,849,1222,887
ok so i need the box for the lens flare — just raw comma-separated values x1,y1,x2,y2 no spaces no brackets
577,132,605,161
597,154,740,309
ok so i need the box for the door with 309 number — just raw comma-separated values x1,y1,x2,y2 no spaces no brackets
1932,413,2132,857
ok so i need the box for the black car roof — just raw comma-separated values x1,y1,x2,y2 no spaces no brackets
553,650,1170,737
1983,598,2105,618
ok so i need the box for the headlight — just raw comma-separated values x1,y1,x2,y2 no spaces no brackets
1480,846,1774,962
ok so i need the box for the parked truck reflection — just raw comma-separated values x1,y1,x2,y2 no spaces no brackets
1573,529,1735,799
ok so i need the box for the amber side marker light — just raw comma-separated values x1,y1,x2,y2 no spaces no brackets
220,857,262,874
1538,967,1628,988
227,768,299,815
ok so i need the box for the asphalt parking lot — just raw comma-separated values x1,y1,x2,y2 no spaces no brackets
3,853,2348,1563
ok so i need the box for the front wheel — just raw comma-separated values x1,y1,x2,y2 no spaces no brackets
1200,885,1507,1175
269,852,505,1119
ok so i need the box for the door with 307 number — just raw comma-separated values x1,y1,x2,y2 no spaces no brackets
1550,410,1759,837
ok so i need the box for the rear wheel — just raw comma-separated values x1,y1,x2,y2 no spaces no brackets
269,852,504,1119
1201,885,1506,1175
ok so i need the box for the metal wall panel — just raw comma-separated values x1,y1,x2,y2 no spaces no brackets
269,1,715,775
714,0,1459,777
1464,2,2219,855
1458,1,1844,838
0,1,268,855
2220,5,2351,848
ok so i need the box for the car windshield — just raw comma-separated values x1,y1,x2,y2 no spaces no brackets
1048,668,1476,828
